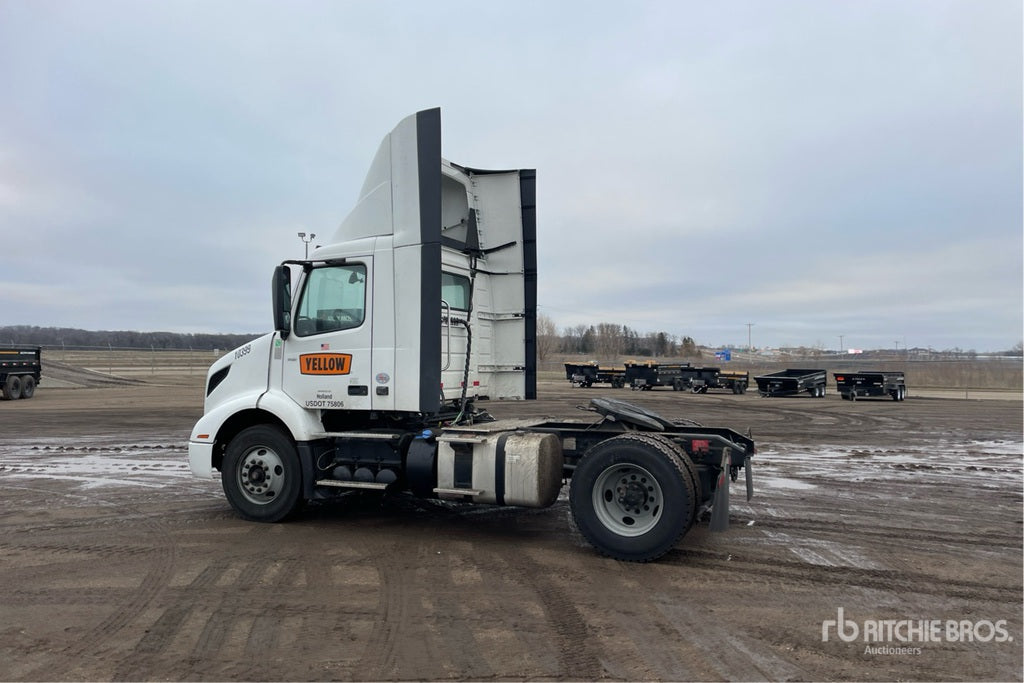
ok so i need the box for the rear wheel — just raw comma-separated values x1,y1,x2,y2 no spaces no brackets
222,425,304,522
570,434,695,562
19,375,35,399
2,375,22,400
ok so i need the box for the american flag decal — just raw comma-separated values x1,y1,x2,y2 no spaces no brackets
321,343,330,350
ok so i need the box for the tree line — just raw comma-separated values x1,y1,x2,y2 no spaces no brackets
536,315,700,360
0,325,257,351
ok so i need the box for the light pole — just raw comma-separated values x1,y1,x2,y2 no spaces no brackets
838,335,844,354
298,231,316,259
746,323,754,354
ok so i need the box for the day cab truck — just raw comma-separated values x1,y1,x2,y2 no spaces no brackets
0,345,41,400
188,109,755,562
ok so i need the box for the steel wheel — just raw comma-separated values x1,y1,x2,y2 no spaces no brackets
235,444,287,505
222,425,303,522
570,433,695,562
591,462,664,537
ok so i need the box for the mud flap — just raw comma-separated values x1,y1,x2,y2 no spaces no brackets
709,449,731,532
745,456,753,502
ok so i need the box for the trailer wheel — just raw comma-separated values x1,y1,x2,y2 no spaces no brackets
2,375,22,400
222,425,304,522
569,434,695,562
19,376,35,399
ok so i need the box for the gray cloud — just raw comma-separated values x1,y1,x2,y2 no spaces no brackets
0,0,1019,351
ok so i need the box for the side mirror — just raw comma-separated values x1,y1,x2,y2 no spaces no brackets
272,265,292,338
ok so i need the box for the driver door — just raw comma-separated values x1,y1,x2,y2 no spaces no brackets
281,259,374,411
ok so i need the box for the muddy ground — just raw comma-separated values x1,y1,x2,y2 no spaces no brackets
0,378,1021,681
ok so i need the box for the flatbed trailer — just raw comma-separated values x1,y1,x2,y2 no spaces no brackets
0,345,41,400
625,362,691,390
754,368,827,398
836,371,907,401
564,362,626,388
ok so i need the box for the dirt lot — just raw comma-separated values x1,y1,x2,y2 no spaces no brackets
0,377,1021,681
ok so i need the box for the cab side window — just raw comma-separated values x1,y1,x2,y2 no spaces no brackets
294,264,366,336
442,271,470,311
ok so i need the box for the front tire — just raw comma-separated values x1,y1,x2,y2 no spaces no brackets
222,425,304,522
570,434,695,562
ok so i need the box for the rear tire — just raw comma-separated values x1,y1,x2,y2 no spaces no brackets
2,375,22,400
222,425,304,522
19,375,35,399
570,434,695,562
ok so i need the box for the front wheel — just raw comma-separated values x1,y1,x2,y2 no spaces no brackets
569,434,695,562
222,425,304,522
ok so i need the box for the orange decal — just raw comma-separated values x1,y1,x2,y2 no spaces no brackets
299,353,352,375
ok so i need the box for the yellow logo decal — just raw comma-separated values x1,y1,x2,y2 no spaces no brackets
299,353,352,375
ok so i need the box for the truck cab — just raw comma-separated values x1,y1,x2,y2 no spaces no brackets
189,109,536,475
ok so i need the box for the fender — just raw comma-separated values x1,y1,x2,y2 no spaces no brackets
188,389,266,478
254,388,328,442
188,388,325,478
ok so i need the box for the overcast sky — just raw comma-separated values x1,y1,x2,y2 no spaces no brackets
1,0,1020,352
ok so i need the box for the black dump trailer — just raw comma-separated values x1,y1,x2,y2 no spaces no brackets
564,362,627,388
754,368,827,398
675,367,751,394
681,366,718,393
836,371,907,401
0,345,41,400
716,370,750,394
625,362,691,390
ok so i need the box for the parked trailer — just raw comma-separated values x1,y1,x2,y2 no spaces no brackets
836,371,907,401
625,362,691,391
681,366,718,393
689,369,750,394
754,368,827,398
718,370,750,394
564,362,626,388
188,109,756,563
0,346,41,400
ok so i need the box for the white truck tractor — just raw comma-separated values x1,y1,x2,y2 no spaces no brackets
188,108,755,562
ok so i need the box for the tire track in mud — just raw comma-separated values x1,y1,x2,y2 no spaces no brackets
12,490,179,682
665,547,1020,603
752,517,1023,551
481,548,605,680
354,538,411,680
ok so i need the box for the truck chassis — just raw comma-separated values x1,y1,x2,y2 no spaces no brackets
212,397,753,563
